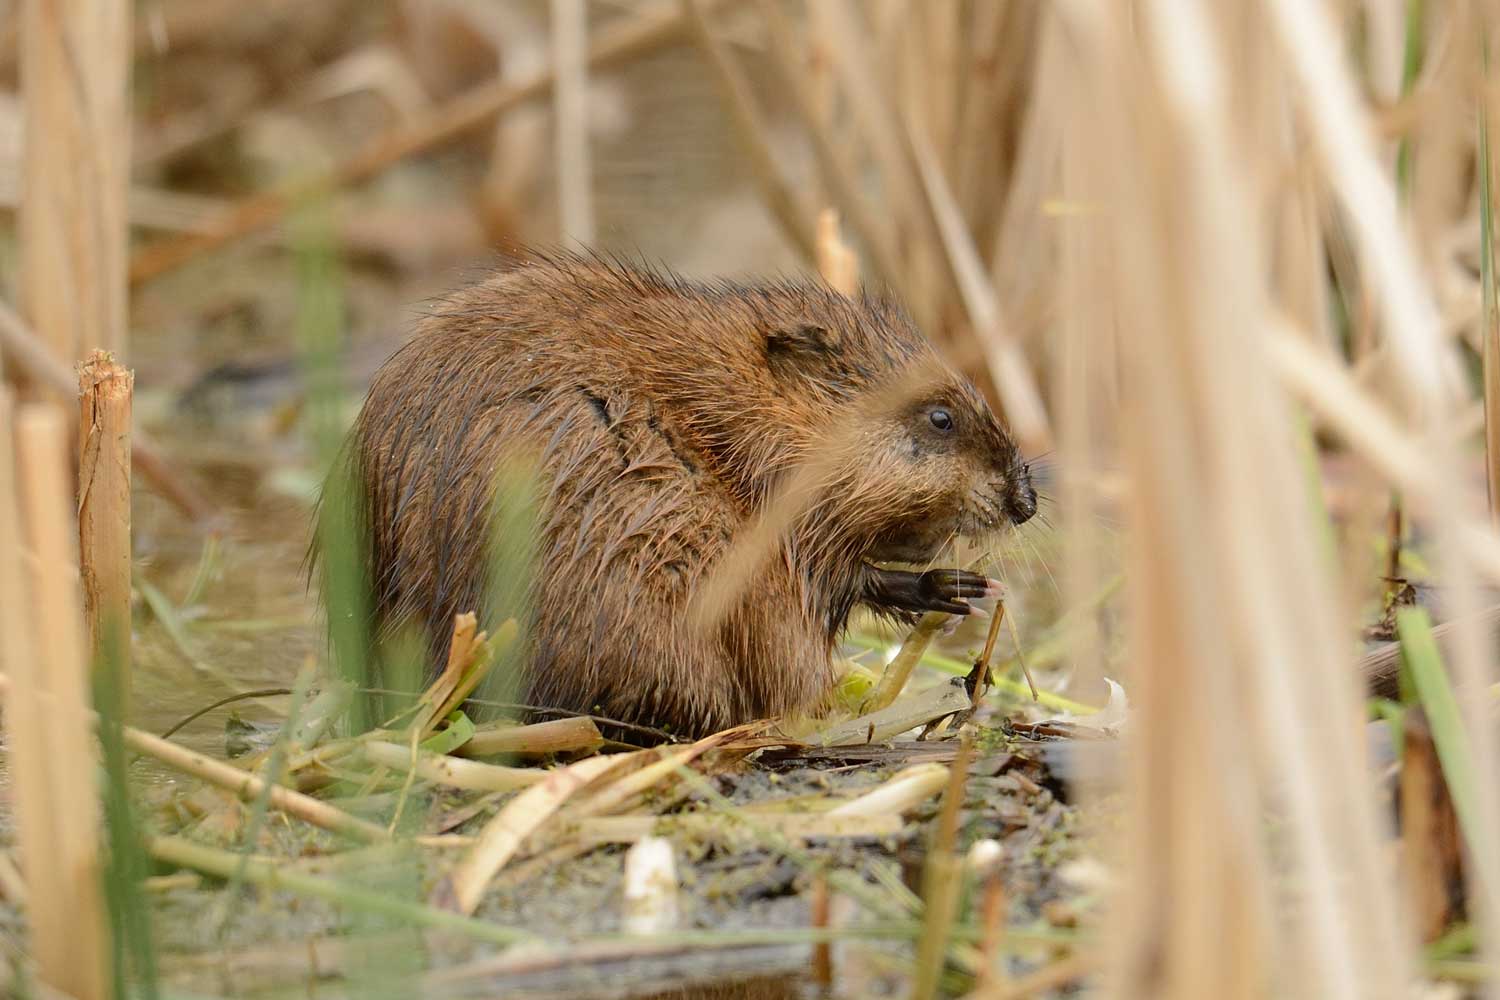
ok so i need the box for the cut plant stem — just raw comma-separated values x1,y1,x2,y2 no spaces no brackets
363,741,546,793
439,753,621,914
821,679,972,746
77,350,133,713
458,715,604,757
863,611,949,714
975,598,1035,701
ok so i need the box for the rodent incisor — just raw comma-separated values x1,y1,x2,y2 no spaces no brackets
342,252,1037,737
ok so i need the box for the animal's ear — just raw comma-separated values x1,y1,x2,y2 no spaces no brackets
765,323,836,372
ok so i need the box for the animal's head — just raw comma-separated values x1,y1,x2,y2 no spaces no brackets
819,359,1036,567
758,295,1036,567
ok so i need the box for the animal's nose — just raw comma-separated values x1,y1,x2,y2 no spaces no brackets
1005,473,1038,526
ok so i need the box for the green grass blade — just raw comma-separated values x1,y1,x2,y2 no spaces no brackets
94,620,161,1000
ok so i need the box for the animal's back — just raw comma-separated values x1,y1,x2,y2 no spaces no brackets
350,258,837,734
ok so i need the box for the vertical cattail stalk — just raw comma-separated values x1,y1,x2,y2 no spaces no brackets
551,0,594,243
77,350,132,709
19,0,131,375
7,402,110,999
1061,1,1415,997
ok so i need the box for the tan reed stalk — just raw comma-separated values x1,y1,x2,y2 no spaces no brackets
550,0,594,243
1053,2,1416,997
958,4,1038,261
458,715,604,757
440,753,621,914
1268,0,1500,970
19,0,130,372
0,392,60,980
1048,3,1114,705
76,350,132,710
11,403,110,1000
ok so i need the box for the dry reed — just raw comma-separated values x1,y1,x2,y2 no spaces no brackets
8,404,110,1000
20,0,130,367
76,350,132,708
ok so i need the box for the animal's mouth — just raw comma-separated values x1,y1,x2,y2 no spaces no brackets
966,479,1038,534
863,469,1038,565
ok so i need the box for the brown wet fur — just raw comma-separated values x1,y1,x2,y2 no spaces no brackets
338,251,1033,738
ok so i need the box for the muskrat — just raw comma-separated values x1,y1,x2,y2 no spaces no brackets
340,252,1037,737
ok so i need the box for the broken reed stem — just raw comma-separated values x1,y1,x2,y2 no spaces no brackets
128,0,696,286
862,612,949,714
77,350,132,712
816,208,860,297
551,0,595,243
441,753,621,915
458,715,604,757
125,722,387,842
363,741,545,793
20,0,130,367
9,403,110,1000
0,298,213,523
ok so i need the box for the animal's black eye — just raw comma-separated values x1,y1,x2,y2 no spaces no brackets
929,408,954,432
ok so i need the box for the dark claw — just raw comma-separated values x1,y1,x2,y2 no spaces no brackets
860,565,1002,617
